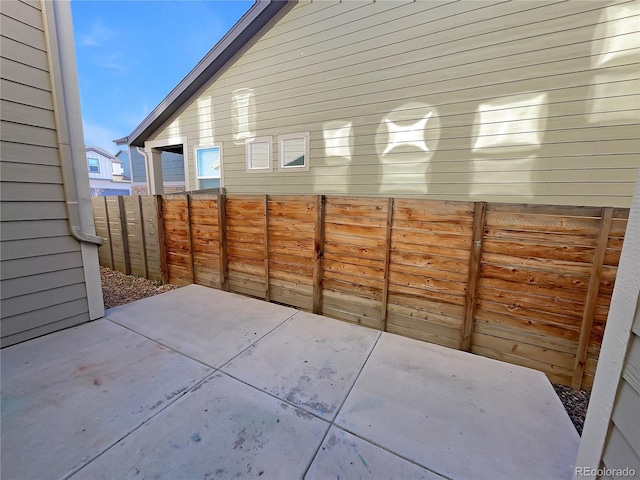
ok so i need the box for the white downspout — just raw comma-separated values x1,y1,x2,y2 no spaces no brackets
42,0,103,246
42,0,104,319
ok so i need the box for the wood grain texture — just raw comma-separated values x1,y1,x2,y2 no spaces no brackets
572,207,614,389
92,193,630,389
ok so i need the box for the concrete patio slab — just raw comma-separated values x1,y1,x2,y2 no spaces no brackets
105,285,296,367
336,332,580,480
73,372,330,480
305,426,444,479
0,320,212,480
1,287,580,480
223,311,380,420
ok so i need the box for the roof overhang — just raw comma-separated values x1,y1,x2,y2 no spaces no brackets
115,0,291,148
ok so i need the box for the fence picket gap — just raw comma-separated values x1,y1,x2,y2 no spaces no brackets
461,201,487,351
572,206,614,390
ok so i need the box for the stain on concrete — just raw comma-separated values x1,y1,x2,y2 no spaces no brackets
164,387,187,401
191,432,201,443
233,428,247,450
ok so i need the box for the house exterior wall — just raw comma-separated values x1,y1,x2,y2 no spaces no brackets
86,149,115,180
150,0,639,207
129,147,186,191
0,0,97,347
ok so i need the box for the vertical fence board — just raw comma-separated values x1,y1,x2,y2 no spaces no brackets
137,196,148,279
218,192,229,291
264,195,270,302
381,197,394,331
185,193,196,284
461,201,487,351
117,196,131,275
313,195,325,314
156,195,169,284
572,207,614,389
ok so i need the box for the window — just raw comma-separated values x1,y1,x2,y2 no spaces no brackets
246,136,272,173
279,132,310,171
88,158,100,173
195,145,222,189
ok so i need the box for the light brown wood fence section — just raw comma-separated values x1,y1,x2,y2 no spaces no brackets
268,195,316,311
92,193,629,390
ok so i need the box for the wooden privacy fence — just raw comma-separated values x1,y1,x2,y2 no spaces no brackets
92,192,629,390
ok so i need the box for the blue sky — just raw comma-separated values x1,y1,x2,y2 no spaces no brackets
71,0,254,153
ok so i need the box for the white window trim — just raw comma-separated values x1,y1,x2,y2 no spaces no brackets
194,143,224,189
88,158,100,173
245,136,273,173
279,132,310,171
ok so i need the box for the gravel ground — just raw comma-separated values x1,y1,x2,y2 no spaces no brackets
552,383,590,436
100,267,590,435
101,267,177,310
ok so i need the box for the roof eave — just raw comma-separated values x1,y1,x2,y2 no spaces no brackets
118,0,290,148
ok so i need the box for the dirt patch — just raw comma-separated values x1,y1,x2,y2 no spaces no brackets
100,267,177,310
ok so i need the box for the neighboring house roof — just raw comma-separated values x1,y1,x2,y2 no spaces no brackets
115,0,291,148
86,145,118,159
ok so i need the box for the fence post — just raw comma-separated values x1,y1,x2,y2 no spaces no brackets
572,207,613,390
264,194,270,301
217,190,229,291
185,192,196,284
381,197,394,331
156,195,169,284
313,195,325,314
117,196,131,275
461,201,487,351
135,195,148,279
103,196,115,270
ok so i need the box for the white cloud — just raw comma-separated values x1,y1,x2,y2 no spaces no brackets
83,121,121,154
78,18,113,47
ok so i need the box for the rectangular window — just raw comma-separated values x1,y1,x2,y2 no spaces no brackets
88,158,100,173
279,132,310,171
195,145,222,190
246,136,272,173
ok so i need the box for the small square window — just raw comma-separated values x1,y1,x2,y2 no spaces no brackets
88,158,100,173
246,136,272,173
279,132,310,171
195,145,223,190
